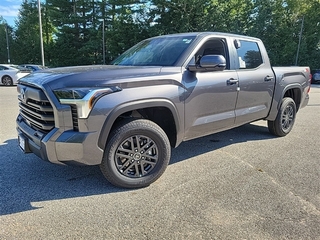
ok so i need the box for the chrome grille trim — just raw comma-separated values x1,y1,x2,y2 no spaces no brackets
18,86,55,132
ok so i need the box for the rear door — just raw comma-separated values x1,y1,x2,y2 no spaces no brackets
234,39,275,124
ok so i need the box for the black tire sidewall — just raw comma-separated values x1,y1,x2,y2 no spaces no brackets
2,76,13,86
101,119,170,188
277,98,296,135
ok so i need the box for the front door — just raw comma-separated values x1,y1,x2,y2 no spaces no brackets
183,68,239,140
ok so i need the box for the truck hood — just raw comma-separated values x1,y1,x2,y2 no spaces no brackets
18,65,174,89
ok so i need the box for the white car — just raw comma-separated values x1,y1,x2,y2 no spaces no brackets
0,64,31,86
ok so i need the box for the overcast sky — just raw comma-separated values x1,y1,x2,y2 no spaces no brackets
0,0,22,26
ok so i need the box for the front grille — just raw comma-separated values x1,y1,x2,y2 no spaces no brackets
18,86,55,132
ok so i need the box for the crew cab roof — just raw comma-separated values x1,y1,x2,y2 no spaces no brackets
148,32,261,42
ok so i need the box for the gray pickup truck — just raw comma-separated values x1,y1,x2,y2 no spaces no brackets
16,32,311,188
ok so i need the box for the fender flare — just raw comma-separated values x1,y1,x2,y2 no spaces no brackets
267,83,303,121
98,99,182,150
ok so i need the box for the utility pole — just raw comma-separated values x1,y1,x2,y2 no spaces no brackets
295,16,304,66
38,0,45,66
102,18,106,65
4,24,10,64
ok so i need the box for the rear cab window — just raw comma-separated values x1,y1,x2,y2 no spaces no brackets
236,40,263,69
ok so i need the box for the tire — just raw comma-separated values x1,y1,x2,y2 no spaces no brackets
2,76,13,86
100,119,171,188
268,97,296,137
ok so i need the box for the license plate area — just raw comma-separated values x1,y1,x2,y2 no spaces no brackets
18,134,32,153
18,135,26,152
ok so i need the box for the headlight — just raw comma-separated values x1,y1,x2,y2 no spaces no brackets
53,86,121,118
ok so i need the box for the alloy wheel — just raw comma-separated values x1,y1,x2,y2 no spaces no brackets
115,135,158,178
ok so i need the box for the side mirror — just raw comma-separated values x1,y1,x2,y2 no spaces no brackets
188,55,226,72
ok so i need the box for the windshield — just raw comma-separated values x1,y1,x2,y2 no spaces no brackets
112,36,195,66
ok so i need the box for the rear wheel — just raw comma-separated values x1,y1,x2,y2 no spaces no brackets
2,76,13,86
100,119,171,188
268,97,296,137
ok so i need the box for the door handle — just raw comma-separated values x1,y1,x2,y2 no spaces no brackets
264,76,274,81
227,78,239,85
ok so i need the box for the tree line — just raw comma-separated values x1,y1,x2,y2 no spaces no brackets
0,0,319,69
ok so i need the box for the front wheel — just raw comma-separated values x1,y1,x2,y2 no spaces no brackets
100,119,171,188
268,97,297,137
2,76,13,86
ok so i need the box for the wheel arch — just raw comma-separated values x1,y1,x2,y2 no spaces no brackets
282,85,302,111
267,83,303,121
1,74,12,82
98,99,182,150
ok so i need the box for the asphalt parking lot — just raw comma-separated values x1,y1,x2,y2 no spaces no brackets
1,85,320,239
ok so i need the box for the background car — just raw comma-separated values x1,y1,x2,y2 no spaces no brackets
311,69,320,84
0,64,31,86
18,64,47,72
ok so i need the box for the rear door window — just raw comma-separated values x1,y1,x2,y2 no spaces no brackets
236,40,263,69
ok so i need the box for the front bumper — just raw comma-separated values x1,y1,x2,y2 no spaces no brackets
17,115,104,165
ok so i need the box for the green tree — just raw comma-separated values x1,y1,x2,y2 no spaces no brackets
249,0,320,68
13,0,42,64
103,1,152,61
46,0,151,66
150,0,253,35
295,0,320,69
46,0,99,66
9,0,320,69
0,17,13,63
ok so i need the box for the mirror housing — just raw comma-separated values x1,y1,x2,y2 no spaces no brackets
188,55,226,72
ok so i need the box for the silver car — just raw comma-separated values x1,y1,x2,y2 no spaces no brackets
0,64,31,86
